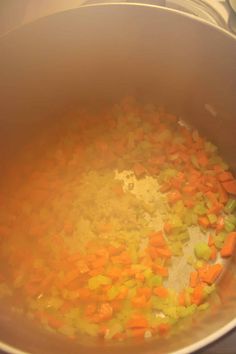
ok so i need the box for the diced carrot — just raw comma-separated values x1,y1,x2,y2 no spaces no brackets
184,199,195,208
221,232,236,258
198,216,210,228
159,183,171,193
47,315,64,329
117,287,128,300
199,264,223,285
129,328,147,338
191,284,204,305
182,185,196,195
106,267,121,280
197,152,208,167
216,216,225,232
168,191,182,204
67,252,81,263
97,223,113,233
127,315,148,329
135,272,145,281
152,264,169,277
113,185,124,197
148,246,159,260
110,300,122,312
217,182,228,204
133,163,146,178
222,179,236,196
155,247,172,258
84,303,97,317
137,287,152,299
78,288,92,300
208,235,214,247
62,269,81,286
178,291,185,306
132,295,148,308
158,323,170,335
148,156,166,166
190,271,199,288
149,231,166,247
163,222,172,235
108,245,124,256
113,332,126,341
97,303,113,321
210,245,217,261
153,286,169,298
218,172,234,182
208,202,223,215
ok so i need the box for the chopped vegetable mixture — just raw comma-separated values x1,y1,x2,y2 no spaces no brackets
0,97,235,342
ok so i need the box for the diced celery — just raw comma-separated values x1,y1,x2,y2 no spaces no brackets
105,323,123,340
178,231,190,242
204,142,217,153
194,242,211,261
198,302,209,311
224,221,235,233
194,203,207,216
204,284,216,296
208,214,217,224
88,275,111,290
147,275,162,287
191,155,200,169
171,215,183,229
224,198,236,214
124,279,136,288
143,268,153,279
225,215,236,226
107,286,119,301
184,304,197,315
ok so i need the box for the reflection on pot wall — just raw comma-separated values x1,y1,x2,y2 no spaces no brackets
0,0,86,34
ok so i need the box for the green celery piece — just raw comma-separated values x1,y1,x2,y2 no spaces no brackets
156,129,172,143
128,288,137,299
124,279,136,288
194,242,211,261
214,232,226,249
88,275,111,290
173,200,185,214
163,306,178,320
170,242,183,256
208,214,217,224
198,302,209,311
107,286,120,301
178,230,190,242
143,268,153,279
183,304,197,316
204,142,217,153
224,221,235,233
204,284,216,296
194,203,207,216
171,215,183,229
191,155,200,169
225,215,236,226
147,275,162,287
105,323,123,340
224,199,236,214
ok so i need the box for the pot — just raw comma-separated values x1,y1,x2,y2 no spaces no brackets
0,3,235,354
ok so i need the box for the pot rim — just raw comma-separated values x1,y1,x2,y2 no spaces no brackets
0,2,235,354
1,1,236,40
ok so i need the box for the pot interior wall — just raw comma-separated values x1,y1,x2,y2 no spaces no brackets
0,4,235,354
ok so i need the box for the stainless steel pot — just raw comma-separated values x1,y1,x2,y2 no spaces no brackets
0,3,236,354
